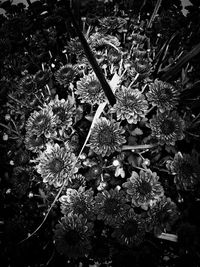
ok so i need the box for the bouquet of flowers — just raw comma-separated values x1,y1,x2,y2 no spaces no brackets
1,0,200,266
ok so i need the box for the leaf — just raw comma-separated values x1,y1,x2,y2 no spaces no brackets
160,42,200,81
153,32,177,75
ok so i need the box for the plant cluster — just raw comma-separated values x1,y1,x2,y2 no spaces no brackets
1,0,200,266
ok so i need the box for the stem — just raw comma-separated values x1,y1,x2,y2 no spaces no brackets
148,0,162,28
66,7,116,106
122,144,157,151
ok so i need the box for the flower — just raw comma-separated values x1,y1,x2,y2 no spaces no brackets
18,74,37,94
132,48,147,59
13,149,30,166
89,33,120,51
132,33,146,43
107,47,122,64
134,58,151,75
47,95,75,130
167,151,200,191
26,108,58,138
54,214,93,259
55,64,77,86
122,169,164,210
147,196,179,235
85,164,103,181
89,117,126,157
59,187,95,220
34,69,52,88
99,17,127,33
67,37,84,57
94,188,130,226
146,80,180,112
24,133,46,153
112,209,146,247
68,173,86,189
111,86,148,124
149,111,185,145
34,143,77,187
75,72,106,105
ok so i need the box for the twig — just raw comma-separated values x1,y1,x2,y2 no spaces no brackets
122,144,157,151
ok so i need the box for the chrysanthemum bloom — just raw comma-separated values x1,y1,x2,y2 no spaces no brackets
99,17,127,33
166,151,200,191
18,74,37,94
13,149,30,166
24,133,46,153
149,111,185,146
68,173,86,189
34,69,52,88
89,33,121,52
94,188,131,226
47,95,75,130
76,72,106,105
67,37,84,57
110,86,148,124
147,196,179,236
89,117,126,157
59,187,95,220
107,47,122,64
131,33,146,44
146,80,180,112
85,164,103,181
123,169,164,210
134,58,151,75
54,214,93,259
26,108,58,138
132,48,147,59
34,143,77,187
112,209,146,247
55,64,77,86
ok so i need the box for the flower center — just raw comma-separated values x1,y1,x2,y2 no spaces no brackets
90,165,102,177
88,80,101,94
98,127,114,145
164,87,173,98
104,198,120,215
160,119,175,135
179,162,194,177
31,135,44,146
64,230,80,246
138,181,152,195
53,107,66,122
122,219,138,237
49,158,64,173
73,199,87,214
34,114,49,127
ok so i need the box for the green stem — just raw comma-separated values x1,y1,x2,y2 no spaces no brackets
122,144,157,151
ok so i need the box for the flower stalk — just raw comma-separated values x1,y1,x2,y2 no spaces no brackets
66,7,116,106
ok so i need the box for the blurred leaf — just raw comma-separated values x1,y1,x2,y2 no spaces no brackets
160,42,200,81
153,32,177,75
